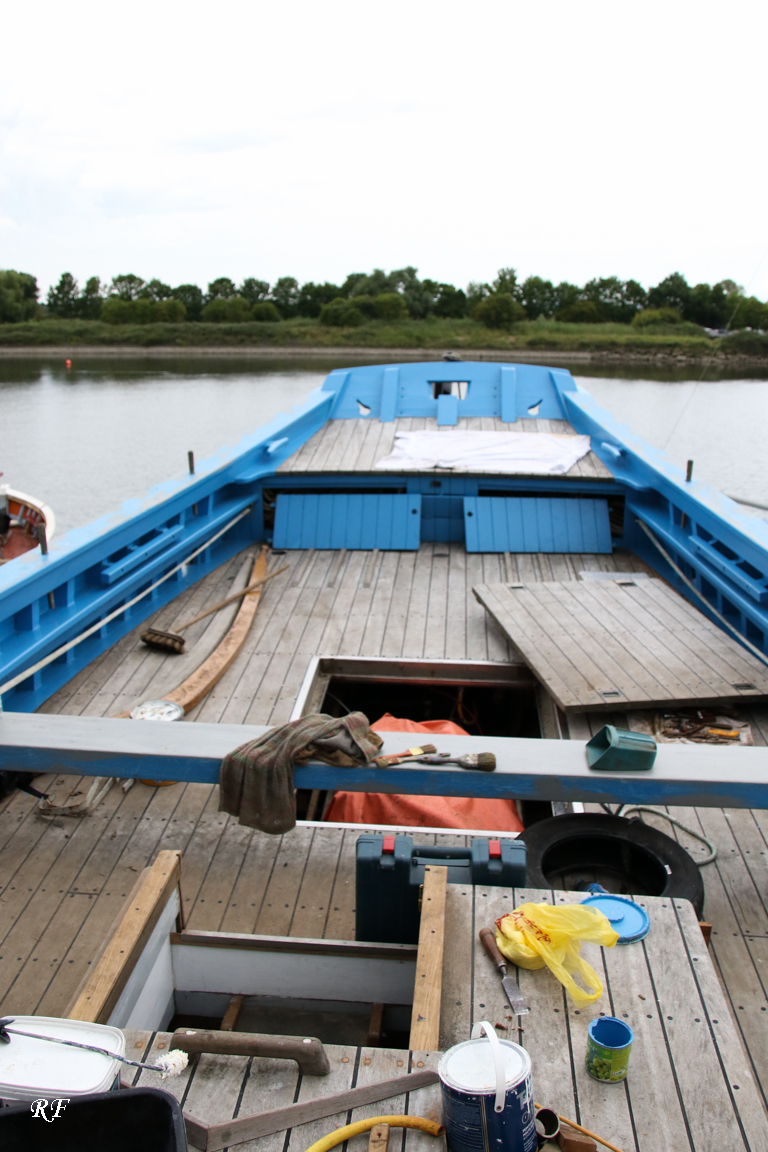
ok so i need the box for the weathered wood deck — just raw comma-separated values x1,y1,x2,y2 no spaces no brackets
119,888,762,1152
0,543,766,1125
277,416,615,478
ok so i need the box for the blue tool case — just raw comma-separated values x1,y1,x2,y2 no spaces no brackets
355,833,527,944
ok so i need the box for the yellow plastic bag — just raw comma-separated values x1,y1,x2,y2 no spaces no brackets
495,902,619,1005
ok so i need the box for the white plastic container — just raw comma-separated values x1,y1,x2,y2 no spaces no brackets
0,1016,125,1102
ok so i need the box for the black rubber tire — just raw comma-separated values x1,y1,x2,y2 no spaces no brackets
520,813,704,919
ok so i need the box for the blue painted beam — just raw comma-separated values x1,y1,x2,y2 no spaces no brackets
3,713,768,810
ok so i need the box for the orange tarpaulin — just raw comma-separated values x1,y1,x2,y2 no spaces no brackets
323,713,523,832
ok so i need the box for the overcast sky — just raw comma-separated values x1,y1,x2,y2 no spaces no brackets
2,1,766,299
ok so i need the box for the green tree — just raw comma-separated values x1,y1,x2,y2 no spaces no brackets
47,272,80,318
581,277,647,323
109,274,146,300
206,277,237,300
172,284,203,321
339,271,368,297
143,279,173,301
466,281,490,313
726,292,768,330
101,298,134,324
648,272,692,316
319,298,364,327
492,267,520,299
390,267,432,318
474,293,525,328
631,307,683,328
0,270,39,322
553,281,580,315
346,268,398,297
297,281,341,318
79,276,104,319
519,276,558,319
433,284,467,318
251,301,281,322
201,296,252,322
374,292,409,320
239,278,270,305
557,299,601,323
270,276,301,317
687,282,729,328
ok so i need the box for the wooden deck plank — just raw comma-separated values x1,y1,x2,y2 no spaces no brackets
634,579,768,692
423,550,450,660
570,578,701,701
358,549,397,656
474,579,768,712
401,544,434,658
186,819,255,932
473,583,595,709
527,582,656,704
288,825,344,938
582,578,721,700
282,1044,358,1152
217,828,282,935
322,826,368,941
380,551,418,658
253,825,316,936
444,542,467,660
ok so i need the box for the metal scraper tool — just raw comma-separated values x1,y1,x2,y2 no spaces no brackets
479,926,530,1016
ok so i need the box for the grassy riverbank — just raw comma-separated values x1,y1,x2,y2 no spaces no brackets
1,317,767,359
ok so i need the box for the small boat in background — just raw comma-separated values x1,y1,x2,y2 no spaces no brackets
0,483,55,563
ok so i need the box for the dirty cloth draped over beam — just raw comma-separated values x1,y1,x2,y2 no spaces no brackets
374,430,592,474
219,712,383,834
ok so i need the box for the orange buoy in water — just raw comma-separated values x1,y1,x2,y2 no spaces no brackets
65,359,72,369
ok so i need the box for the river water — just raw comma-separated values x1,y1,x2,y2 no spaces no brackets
3,355,768,535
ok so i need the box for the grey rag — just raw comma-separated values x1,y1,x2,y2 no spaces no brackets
219,712,383,834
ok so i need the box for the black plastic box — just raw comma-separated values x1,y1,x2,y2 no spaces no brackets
356,833,527,944
0,1087,187,1152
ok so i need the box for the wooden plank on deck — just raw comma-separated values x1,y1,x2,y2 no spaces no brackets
473,578,768,712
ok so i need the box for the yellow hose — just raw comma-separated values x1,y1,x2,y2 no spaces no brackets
304,1115,444,1152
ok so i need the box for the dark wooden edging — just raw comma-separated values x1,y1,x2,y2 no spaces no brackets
170,929,417,961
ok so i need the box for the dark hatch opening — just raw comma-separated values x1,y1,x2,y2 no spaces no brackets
169,996,411,1049
319,678,541,739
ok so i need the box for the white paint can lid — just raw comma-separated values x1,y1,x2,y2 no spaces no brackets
438,1036,530,1094
0,1016,125,1101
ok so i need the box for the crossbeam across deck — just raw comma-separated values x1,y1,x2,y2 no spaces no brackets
4,711,768,808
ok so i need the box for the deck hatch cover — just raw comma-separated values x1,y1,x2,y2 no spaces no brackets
273,493,421,550
463,496,611,553
472,578,768,712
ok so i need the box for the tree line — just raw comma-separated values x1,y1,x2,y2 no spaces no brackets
0,266,766,330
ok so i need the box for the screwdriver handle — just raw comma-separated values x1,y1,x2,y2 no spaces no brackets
479,926,507,974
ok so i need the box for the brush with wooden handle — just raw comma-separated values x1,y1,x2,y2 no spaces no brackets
409,751,496,772
140,564,289,653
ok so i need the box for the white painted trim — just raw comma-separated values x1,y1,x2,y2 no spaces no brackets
171,944,416,1005
107,889,179,1030
297,819,520,837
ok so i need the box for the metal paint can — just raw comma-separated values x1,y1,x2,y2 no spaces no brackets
585,1016,633,1083
437,1022,536,1152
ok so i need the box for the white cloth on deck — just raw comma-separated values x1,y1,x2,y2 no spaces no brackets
374,429,592,474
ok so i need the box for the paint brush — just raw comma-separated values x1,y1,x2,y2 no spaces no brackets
383,751,496,772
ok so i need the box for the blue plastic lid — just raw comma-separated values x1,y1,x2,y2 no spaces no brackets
581,894,650,943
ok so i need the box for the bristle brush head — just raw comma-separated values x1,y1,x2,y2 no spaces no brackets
459,752,496,772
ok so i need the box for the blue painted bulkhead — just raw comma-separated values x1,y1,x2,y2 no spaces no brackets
2,360,768,713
